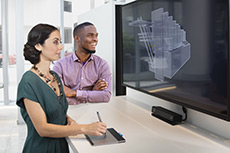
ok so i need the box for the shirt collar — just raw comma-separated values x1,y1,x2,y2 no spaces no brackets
72,52,94,63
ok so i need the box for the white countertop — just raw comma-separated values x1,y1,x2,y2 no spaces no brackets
67,96,230,153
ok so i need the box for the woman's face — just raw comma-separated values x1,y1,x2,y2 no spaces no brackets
39,30,63,62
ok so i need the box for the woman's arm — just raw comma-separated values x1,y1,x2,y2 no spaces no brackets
24,98,106,138
66,115,77,125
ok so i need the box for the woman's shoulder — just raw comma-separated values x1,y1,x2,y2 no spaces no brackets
20,71,38,84
22,70,35,79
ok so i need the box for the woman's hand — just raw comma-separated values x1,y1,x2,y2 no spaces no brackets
81,122,107,136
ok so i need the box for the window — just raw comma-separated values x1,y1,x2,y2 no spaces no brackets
64,27,72,43
64,1,72,12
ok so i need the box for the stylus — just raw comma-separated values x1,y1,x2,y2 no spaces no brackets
97,111,107,136
97,111,102,122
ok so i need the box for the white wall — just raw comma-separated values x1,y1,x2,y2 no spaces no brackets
24,0,60,26
72,0,91,23
24,0,73,51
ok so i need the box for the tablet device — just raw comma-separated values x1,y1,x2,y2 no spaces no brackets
85,128,126,146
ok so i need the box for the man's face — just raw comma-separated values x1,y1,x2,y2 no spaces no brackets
77,25,98,53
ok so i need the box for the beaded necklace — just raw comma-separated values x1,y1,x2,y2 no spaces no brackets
32,65,63,99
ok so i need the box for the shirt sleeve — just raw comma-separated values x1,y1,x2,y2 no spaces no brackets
76,61,112,103
16,76,39,108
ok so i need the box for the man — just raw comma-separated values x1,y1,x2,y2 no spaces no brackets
53,22,112,105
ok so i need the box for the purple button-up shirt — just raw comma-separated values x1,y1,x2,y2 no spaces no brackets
53,53,112,105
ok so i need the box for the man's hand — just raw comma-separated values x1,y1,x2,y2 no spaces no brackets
92,79,108,91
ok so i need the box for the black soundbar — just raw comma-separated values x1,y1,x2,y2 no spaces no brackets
151,106,182,125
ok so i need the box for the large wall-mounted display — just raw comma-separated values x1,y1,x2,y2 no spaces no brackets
119,0,230,121
129,7,191,81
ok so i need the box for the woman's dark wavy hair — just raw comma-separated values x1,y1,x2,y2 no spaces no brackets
24,23,58,64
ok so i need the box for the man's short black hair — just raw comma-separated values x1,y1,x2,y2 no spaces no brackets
73,22,94,38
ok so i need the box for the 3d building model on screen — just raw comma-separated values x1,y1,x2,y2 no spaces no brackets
129,8,191,81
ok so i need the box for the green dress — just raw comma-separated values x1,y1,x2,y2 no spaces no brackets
17,71,69,153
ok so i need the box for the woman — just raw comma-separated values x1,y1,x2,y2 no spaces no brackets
17,24,106,153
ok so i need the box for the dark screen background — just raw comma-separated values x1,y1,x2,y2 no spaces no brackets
121,0,229,120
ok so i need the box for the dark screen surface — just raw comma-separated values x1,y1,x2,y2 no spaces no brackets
121,0,229,120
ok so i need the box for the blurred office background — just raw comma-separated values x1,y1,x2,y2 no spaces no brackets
0,0,128,152
0,0,109,105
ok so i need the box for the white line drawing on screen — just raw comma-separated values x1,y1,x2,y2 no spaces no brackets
129,8,191,81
